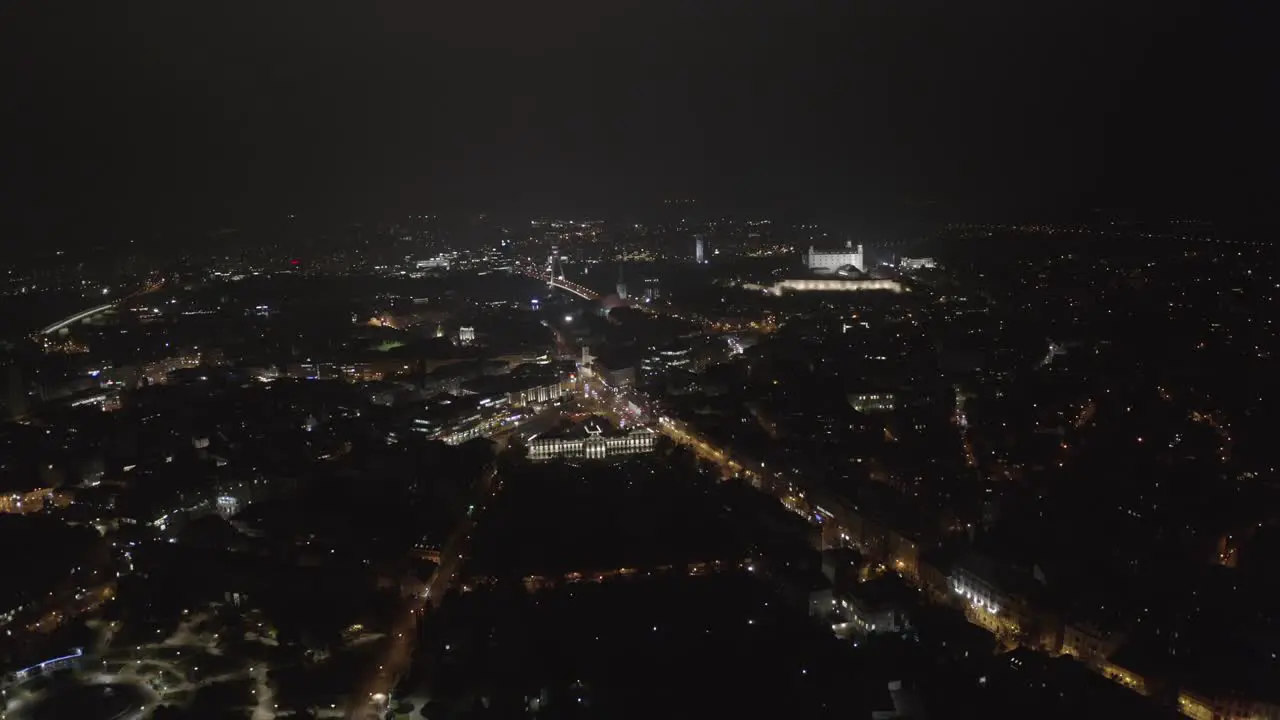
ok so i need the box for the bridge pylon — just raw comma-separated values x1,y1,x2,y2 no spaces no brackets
546,247,565,281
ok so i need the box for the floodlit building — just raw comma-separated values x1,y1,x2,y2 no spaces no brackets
949,554,1038,639
807,241,865,274
1061,622,1125,667
641,344,692,381
528,416,657,461
900,257,937,270
761,278,905,295
848,392,896,414
643,277,661,301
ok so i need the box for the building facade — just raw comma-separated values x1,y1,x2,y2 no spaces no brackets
643,278,661,301
900,257,936,270
807,243,865,273
849,392,897,414
528,422,657,461
510,379,573,408
1061,622,1125,667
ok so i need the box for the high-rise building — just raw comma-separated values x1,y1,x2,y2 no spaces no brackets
616,266,627,300
643,277,661,301
694,234,705,264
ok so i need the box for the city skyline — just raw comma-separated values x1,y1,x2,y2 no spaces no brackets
1,4,1277,719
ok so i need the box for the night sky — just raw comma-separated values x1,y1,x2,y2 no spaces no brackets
1,1,1272,241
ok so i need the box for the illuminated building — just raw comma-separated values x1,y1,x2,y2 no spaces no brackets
848,392,896,413
0,487,57,514
215,495,240,518
1172,689,1280,720
643,277,660,301
835,591,907,636
143,353,202,384
807,241,864,274
459,362,576,408
1097,655,1148,695
900,257,936,270
746,278,905,295
509,379,573,407
641,345,692,381
1177,692,1215,720
694,234,705,264
528,417,657,461
66,390,122,412
949,555,1031,637
1061,622,1125,667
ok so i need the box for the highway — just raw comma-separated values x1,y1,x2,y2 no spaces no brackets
38,302,118,335
36,278,164,336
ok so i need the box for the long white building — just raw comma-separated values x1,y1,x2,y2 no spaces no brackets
528,417,657,461
807,242,865,274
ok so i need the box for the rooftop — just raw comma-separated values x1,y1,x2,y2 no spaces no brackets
537,415,654,441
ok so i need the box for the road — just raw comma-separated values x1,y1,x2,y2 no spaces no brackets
37,302,118,335
26,582,116,634
347,460,499,718
515,274,807,504
582,371,831,532
36,278,164,335
579,373,746,478
656,416,746,476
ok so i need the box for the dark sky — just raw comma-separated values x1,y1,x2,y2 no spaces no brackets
1,1,1273,242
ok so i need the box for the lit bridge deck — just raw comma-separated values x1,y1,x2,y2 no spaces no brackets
517,269,599,301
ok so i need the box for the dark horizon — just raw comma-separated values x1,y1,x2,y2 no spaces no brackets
2,1,1274,246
